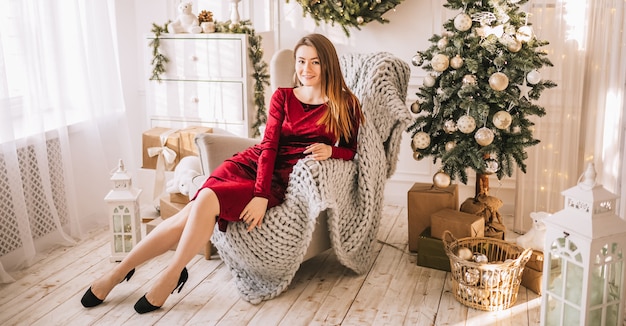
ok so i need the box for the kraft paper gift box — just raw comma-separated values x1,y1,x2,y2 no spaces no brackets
159,194,186,220
430,208,485,240
521,265,543,294
170,192,191,205
524,250,544,272
142,126,212,170
416,227,451,272
407,183,458,252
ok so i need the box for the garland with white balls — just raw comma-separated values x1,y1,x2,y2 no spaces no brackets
287,0,404,36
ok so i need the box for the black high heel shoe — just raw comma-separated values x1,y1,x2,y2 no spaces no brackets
134,267,188,314
81,268,136,308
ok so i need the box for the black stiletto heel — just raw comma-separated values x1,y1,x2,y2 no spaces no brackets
134,267,188,314
81,268,136,308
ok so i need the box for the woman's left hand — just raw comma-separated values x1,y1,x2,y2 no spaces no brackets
240,197,269,232
304,143,332,161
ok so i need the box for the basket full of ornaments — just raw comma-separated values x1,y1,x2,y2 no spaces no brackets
443,230,532,311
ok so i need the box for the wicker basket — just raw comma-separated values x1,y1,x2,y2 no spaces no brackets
443,230,532,311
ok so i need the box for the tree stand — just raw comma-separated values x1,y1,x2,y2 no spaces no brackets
460,173,506,239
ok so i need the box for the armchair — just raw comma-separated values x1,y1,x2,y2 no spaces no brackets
192,51,411,304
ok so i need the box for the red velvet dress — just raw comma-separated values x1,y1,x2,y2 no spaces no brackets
195,88,359,231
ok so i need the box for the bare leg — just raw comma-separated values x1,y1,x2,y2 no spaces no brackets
88,203,192,301
143,188,219,307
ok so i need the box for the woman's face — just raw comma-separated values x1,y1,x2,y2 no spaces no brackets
295,45,322,87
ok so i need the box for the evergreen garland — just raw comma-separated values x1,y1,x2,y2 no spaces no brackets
148,21,170,82
148,20,270,138
287,0,404,36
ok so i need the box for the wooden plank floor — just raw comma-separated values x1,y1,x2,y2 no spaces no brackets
0,205,542,326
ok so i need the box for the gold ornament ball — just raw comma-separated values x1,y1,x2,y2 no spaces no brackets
431,54,450,72
474,127,495,146
412,151,422,161
489,72,509,91
462,74,477,86
410,101,421,114
437,37,449,50
412,131,431,149
450,55,464,69
457,115,476,134
443,119,457,133
516,25,533,42
433,171,451,188
454,13,472,31
445,141,456,151
492,110,512,129
507,38,522,52
423,74,436,87
526,70,542,84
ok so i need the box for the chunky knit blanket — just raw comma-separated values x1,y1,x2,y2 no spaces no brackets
211,52,411,304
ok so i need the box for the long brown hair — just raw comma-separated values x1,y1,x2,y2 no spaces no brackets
293,34,364,143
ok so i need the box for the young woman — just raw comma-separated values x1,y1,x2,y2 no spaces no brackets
81,33,364,314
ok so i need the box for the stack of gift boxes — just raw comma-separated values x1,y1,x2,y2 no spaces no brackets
141,126,212,219
407,182,542,294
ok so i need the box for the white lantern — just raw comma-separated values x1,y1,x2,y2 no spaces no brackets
104,159,142,262
541,162,626,326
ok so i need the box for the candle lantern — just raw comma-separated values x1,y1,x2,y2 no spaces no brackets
104,159,142,262
541,162,626,325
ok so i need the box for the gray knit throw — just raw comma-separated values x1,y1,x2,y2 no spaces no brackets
211,52,411,304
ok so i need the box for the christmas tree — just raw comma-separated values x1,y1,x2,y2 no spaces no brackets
407,0,557,192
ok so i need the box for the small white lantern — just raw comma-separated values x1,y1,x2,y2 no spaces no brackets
541,162,626,326
104,159,142,262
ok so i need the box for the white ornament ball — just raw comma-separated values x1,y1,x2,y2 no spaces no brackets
457,115,476,134
462,74,477,86
516,25,533,42
433,171,451,188
474,127,495,146
443,119,457,133
431,54,450,72
450,55,464,69
445,141,456,151
454,13,472,32
485,159,499,174
492,110,512,129
423,74,436,87
526,70,542,85
489,72,509,91
412,132,431,149
356,16,364,24
457,247,473,261
437,37,449,50
410,101,421,114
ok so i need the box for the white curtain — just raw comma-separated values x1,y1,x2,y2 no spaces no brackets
0,0,132,282
514,0,626,231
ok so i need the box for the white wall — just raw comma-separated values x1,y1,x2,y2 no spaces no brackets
120,0,516,214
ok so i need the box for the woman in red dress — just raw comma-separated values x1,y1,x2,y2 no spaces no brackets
80,33,364,314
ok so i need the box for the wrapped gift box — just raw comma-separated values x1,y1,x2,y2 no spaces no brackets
159,194,186,220
430,208,485,240
407,183,458,252
416,228,451,272
170,192,191,205
521,265,542,294
142,126,212,170
525,250,544,272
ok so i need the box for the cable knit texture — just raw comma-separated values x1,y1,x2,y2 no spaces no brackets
211,52,411,304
